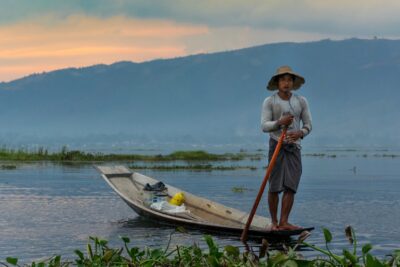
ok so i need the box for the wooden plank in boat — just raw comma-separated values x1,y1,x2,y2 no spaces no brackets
96,165,132,177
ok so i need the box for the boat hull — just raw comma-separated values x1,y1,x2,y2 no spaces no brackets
96,165,314,240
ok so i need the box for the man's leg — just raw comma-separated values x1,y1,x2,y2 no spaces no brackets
278,189,301,230
268,191,279,230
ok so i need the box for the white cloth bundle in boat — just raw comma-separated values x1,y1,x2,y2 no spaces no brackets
150,201,187,214
149,201,204,221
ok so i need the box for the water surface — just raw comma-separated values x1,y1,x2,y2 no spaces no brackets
0,152,399,262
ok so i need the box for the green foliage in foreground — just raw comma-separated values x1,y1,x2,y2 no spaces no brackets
2,226,400,266
0,147,260,162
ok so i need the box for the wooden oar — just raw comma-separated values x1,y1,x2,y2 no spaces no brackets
240,127,287,242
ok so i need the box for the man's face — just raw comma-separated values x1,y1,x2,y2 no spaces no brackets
278,74,294,93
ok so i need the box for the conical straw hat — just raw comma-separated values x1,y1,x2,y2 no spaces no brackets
267,66,305,90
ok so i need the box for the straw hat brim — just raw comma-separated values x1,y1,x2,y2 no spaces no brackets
267,71,305,91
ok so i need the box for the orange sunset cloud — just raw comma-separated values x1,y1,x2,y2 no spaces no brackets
0,15,209,81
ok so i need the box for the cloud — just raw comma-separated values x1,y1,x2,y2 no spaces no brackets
0,13,341,82
2,0,400,36
147,0,400,36
181,26,337,55
0,15,208,81
2,0,400,81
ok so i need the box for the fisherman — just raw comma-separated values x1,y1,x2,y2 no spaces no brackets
261,66,312,231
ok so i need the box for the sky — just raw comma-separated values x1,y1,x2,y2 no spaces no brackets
1,0,400,82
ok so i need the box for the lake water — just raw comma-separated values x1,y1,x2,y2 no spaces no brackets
1,150,400,263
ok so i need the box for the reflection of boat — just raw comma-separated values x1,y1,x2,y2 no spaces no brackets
96,165,313,240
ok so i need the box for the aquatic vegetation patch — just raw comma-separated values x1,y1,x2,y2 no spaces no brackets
231,186,253,193
0,164,17,170
3,226,400,266
129,164,257,171
303,153,339,158
0,147,261,162
373,153,400,158
303,153,327,157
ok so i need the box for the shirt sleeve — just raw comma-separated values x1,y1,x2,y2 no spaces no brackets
299,96,312,137
261,97,280,132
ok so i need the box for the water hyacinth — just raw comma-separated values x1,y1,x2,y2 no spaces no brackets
2,227,400,266
0,147,261,162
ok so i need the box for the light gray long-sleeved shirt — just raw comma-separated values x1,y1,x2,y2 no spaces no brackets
261,93,312,147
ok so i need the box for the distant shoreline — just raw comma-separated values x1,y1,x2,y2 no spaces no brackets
0,146,399,165
0,147,263,162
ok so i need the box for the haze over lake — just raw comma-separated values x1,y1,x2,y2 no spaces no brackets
1,38,400,150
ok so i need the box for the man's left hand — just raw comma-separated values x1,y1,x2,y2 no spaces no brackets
286,130,303,143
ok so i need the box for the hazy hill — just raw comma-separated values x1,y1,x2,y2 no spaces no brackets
1,38,399,149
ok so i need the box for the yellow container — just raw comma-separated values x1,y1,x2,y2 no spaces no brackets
169,192,185,206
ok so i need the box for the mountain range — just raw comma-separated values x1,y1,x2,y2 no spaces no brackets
1,38,399,150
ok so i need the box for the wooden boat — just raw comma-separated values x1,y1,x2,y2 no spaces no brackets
96,165,313,240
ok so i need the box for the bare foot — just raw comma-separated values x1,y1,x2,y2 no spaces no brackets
278,222,303,231
267,222,279,231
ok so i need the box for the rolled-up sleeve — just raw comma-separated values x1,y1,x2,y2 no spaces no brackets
261,97,279,132
300,97,312,137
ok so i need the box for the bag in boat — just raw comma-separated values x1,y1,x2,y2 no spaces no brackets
150,201,187,214
143,181,167,192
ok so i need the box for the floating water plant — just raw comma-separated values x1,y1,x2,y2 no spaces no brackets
0,147,261,162
129,164,257,171
231,186,252,193
0,164,17,170
2,226,400,266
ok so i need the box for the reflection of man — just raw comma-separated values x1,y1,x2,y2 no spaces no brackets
261,66,312,231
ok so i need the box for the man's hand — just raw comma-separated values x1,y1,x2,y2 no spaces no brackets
278,114,294,126
286,130,303,143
